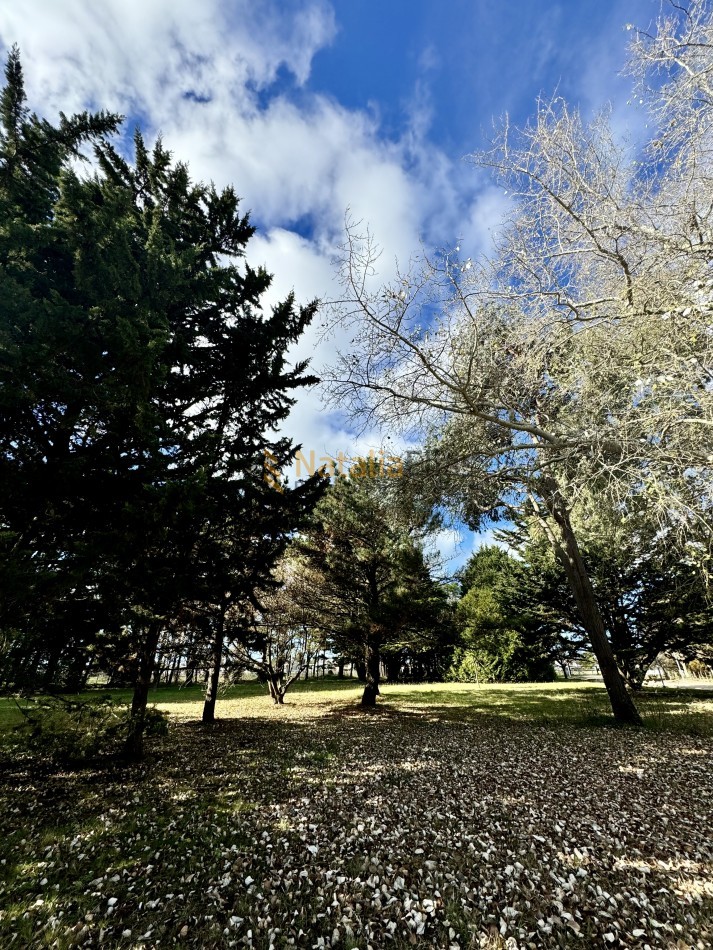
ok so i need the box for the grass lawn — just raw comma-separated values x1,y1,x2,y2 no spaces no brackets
1,679,712,948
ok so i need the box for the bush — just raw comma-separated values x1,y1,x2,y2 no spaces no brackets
10,695,168,764
445,647,488,683
445,645,556,684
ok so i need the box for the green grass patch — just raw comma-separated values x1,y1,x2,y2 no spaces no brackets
3,677,713,740
377,679,713,734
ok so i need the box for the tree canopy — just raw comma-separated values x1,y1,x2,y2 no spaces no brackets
0,49,325,756
293,472,455,706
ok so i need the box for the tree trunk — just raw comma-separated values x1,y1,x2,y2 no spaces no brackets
541,488,642,725
361,638,381,707
202,606,225,723
166,653,180,686
42,645,62,690
337,657,345,679
184,631,198,686
355,659,367,682
385,654,401,683
152,643,164,687
63,651,92,693
124,622,162,762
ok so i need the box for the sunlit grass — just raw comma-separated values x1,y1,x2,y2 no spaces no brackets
2,676,712,738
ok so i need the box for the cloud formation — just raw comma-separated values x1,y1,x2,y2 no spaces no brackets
0,0,657,546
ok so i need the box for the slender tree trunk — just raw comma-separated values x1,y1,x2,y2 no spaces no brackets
385,654,400,683
166,654,179,686
361,637,381,707
152,642,164,687
124,622,162,762
184,630,199,686
202,605,225,723
538,487,642,726
337,657,345,679
355,659,366,682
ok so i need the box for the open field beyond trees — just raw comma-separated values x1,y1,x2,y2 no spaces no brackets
1,680,712,950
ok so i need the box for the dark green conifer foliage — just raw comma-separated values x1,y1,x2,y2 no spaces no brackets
0,50,325,758
296,474,452,706
0,46,123,685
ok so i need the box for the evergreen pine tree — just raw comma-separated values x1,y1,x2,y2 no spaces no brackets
0,51,326,758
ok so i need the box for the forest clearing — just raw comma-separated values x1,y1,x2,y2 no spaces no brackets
3,2,713,948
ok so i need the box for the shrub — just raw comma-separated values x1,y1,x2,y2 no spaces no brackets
445,645,556,684
10,695,168,764
688,659,712,678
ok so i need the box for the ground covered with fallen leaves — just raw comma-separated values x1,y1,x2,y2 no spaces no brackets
1,680,712,949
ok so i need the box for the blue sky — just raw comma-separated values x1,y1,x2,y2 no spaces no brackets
1,0,658,569
308,0,653,152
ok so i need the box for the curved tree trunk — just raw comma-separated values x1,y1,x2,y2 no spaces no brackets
538,486,642,726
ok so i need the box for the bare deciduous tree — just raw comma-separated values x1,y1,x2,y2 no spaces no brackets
229,572,311,705
321,1,713,725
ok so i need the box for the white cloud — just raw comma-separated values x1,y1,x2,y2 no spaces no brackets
1,0,650,475
246,227,403,466
0,0,336,114
459,184,512,257
470,527,518,558
248,227,334,305
1,0,478,457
